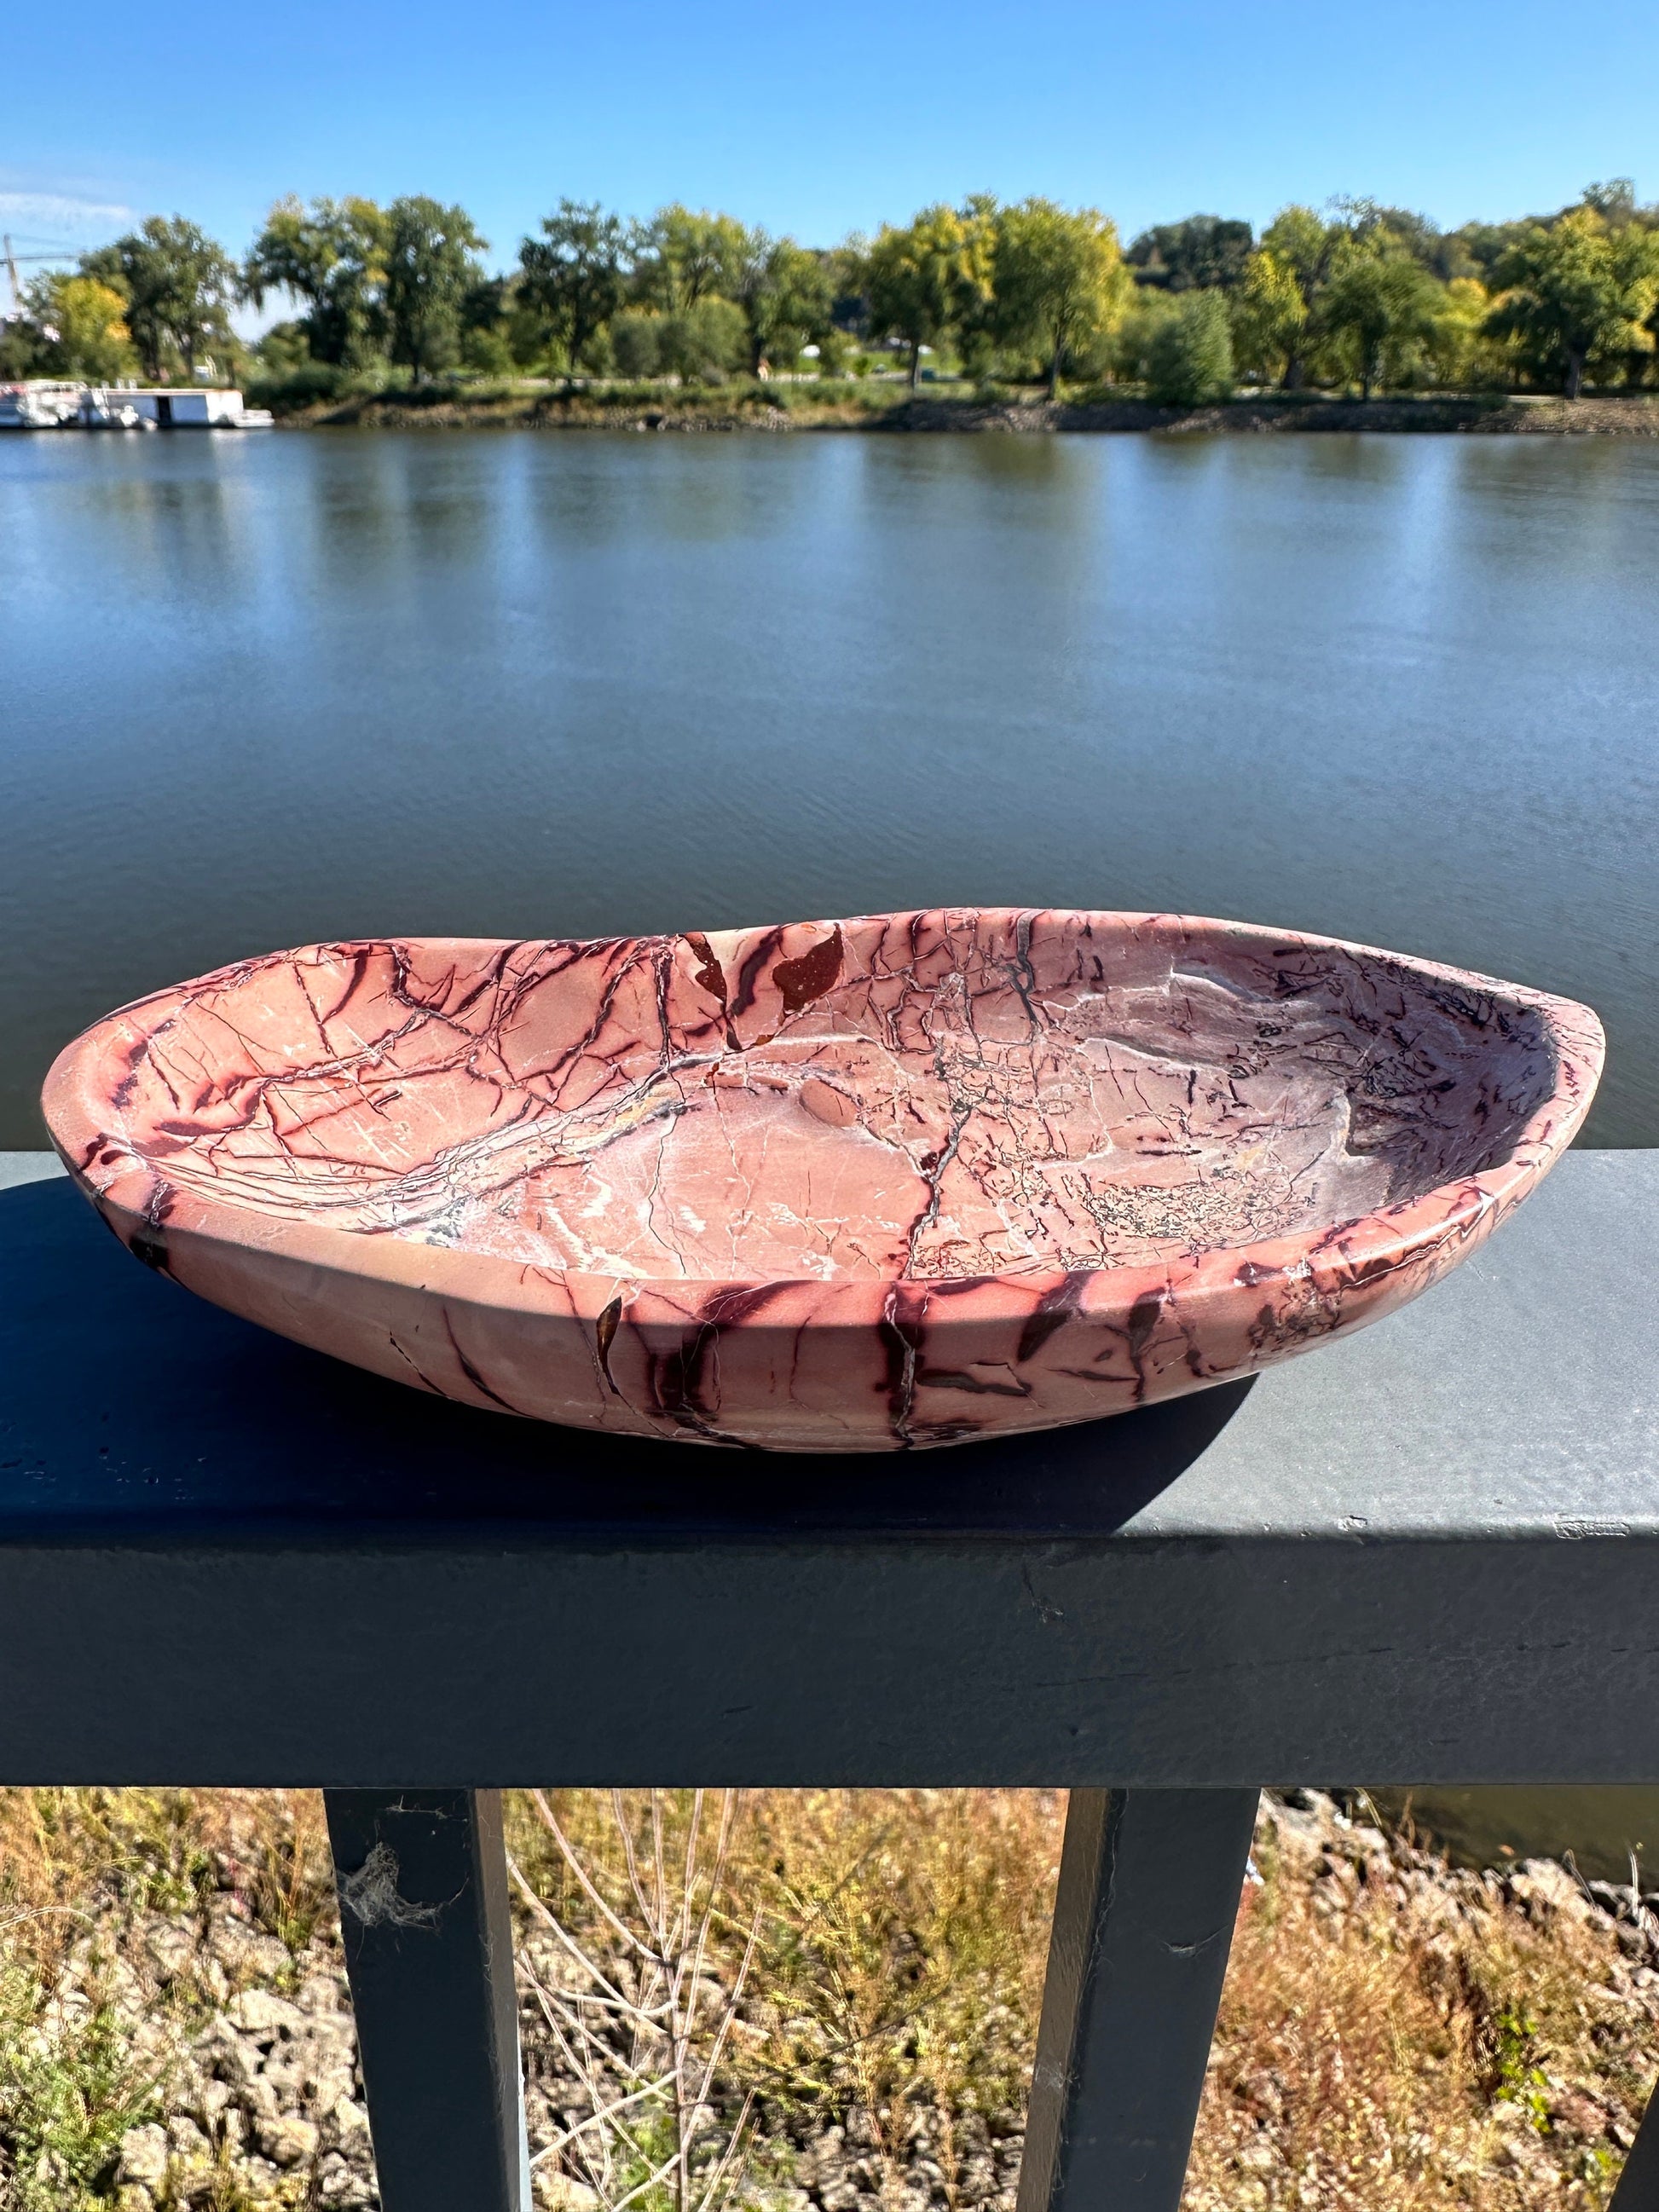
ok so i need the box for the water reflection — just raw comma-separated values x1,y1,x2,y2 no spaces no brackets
1374,1788,1659,1883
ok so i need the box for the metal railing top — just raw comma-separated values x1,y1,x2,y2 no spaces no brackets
0,1149,1655,1787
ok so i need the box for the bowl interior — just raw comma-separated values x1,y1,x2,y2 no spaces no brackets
88,913,1560,1284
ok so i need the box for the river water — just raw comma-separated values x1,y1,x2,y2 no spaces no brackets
4,428,1656,1868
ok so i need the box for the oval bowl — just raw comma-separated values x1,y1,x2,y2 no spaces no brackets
43,910,1603,1453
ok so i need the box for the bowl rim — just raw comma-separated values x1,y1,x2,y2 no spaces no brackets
40,908,1606,1328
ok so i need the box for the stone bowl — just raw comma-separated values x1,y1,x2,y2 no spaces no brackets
43,910,1603,1453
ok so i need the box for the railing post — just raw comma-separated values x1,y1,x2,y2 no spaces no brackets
324,1788,529,2212
1016,1788,1259,2212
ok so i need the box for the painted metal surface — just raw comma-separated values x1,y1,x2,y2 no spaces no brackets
0,1152,1656,1782
324,1789,529,2212
1016,1789,1260,2212
1612,2083,1659,2209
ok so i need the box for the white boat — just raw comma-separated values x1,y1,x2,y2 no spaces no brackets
82,390,155,430
0,382,84,429
103,385,270,428
0,382,273,430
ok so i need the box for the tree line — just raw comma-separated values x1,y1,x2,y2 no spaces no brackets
5,181,1659,403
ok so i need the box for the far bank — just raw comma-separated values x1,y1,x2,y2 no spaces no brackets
271,379,1659,436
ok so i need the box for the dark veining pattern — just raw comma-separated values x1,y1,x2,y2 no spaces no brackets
44,910,1603,1452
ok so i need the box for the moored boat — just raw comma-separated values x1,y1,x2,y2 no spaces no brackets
0,382,84,429
0,381,273,429
81,390,153,430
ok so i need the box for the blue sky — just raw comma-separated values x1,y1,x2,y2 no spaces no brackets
6,0,1657,274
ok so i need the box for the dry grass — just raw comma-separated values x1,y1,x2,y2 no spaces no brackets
1,1787,1655,2211
1189,1797,1658,2211
505,1788,1659,2211
508,1788,1061,2205
0,1791,335,2209
0,1791,334,1986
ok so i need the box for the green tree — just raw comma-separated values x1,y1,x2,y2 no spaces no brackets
1331,198,1450,274
658,296,749,382
740,237,836,373
1126,215,1253,292
1143,290,1234,405
824,238,873,338
1252,205,1344,387
251,320,314,379
456,276,517,375
1229,250,1308,386
0,318,38,378
1445,217,1533,288
1111,288,1179,383
634,206,752,313
1487,205,1659,396
384,197,487,381
610,310,662,378
518,200,631,377
81,217,238,380
17,274,134,380
1320,235,1444,397
991,198,1131,398
1582,177,1639,224
245,196,390,368
867,201,995,389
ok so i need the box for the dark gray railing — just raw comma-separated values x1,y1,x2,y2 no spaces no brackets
2,1148,1656,2210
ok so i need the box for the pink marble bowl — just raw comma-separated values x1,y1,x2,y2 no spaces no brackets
43,910,1603,1453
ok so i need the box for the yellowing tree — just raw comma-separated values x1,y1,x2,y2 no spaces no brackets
637,206,754,314
1487,205,1659,397
27,275,135,381
1426,277,1500,390
867,202,995,389
1247,206,1345,388
81,217,238,381
1229,251,1308,387
991,199,1131,397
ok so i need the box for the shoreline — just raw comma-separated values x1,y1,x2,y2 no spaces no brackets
275,384,1659,436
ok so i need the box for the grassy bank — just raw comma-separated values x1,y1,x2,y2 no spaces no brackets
2,1787,1655,2209
267,377,1659,436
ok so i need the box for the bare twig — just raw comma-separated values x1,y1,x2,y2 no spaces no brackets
530,1790,656,1962
509,1851,670,2020
517,1791,757,2212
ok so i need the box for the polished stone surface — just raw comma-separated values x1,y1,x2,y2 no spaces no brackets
43,910,1602,1451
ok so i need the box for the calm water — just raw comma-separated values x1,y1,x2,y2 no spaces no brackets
4,426,1659,1865
5,428,1658,1151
